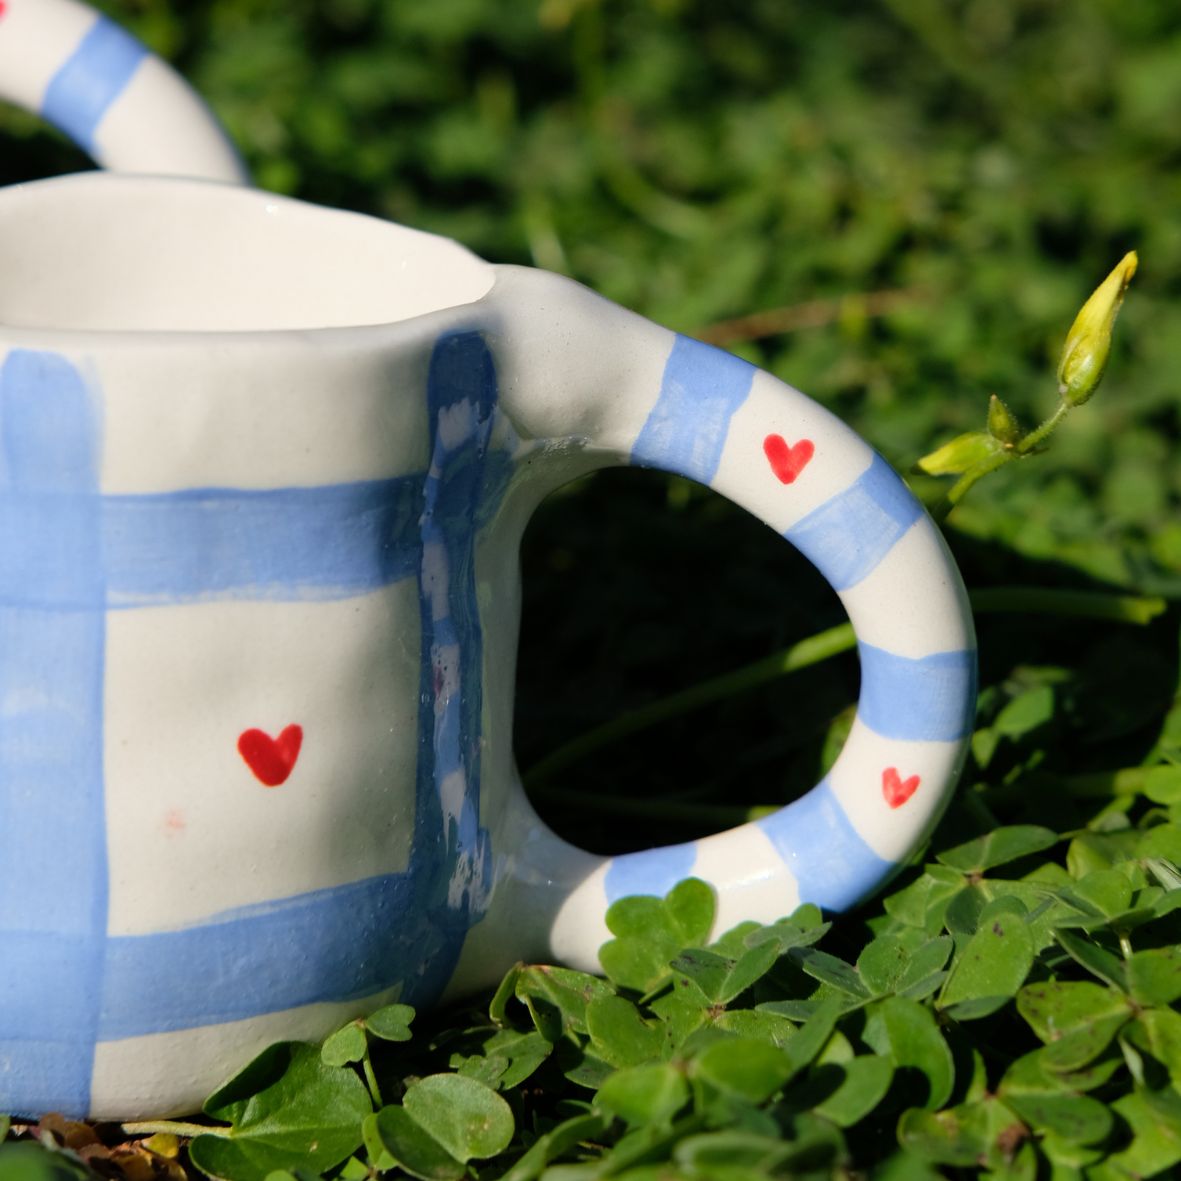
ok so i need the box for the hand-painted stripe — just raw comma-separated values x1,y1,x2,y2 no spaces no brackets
0,479,427,610
416,331,498,926
785,453,923,590
604,841,698,905
756,779,894,912
858,643,977,742
631,334,755,484
40,16,148,153
100,871,422,1036
0,351,107,1117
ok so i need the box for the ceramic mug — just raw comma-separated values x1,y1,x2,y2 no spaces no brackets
0,2,976,1121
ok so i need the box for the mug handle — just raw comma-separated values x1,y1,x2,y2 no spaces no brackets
0,0,246,182
459,265,977,982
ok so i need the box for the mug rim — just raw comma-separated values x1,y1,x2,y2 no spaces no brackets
0,171,498,341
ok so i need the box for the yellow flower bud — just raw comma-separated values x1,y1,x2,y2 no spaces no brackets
916,430,1001,477
1056,251,1138,407
986,395,1023,447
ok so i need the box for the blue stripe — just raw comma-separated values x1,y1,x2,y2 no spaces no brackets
631,335,755,484
605,842,698,905
100,872,419,1037
785,453,923,590
859,643,977,741
0,351,108,1117
41,17,148,153
756,779,895,912
0,479,425,610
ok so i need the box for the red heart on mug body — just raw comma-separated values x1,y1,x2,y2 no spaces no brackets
763,434,814,484
238,724,303,787
882,766,920,809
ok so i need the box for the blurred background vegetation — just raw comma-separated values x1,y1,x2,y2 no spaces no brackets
3,0,1178,852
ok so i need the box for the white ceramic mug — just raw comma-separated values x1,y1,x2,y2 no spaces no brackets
0,1,976,1120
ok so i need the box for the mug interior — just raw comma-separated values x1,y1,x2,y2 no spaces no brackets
0,174,495,333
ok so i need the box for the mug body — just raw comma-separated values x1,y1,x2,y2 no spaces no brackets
0,174,523,1117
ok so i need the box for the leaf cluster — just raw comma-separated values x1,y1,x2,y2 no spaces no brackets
12,844,1181,1181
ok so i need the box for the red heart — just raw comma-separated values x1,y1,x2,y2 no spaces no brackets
763,434,814,484
238,724,303,787
882,766,920,809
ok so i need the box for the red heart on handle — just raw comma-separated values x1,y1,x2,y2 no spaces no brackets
763,434,814,484
882,766,920,809
238,724,303,787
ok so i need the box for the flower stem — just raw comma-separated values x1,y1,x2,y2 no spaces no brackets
1015,400,1071,453
940,449,1015,515
934,399,1074,520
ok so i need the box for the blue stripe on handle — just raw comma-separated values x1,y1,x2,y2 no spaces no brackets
858,643,977,742
41,17,148,153
785,453,923,590
756,779,894,912
0,351,108,1117
604,842,698,904
632,335,755,484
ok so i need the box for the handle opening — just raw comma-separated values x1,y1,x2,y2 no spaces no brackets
514,464,852,856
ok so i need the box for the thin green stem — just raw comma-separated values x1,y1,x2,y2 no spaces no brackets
1015,400,1072,454
940,448,1015,516
362,1051,383,1108
969,587,1166,625
523,621,855,789
986,766,1151,807
935,399,1074,520
523,587,1166,789
121,1120,219,1138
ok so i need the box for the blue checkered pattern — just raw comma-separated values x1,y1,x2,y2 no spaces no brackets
0,333,508,1115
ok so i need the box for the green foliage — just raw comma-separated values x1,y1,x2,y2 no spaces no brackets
0,1142,92,1181
14,857,1179,1179
188,1043,372,1181
3,2,1181,1179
